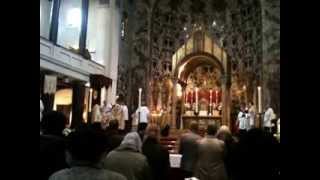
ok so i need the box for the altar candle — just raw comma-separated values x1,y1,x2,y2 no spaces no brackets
88,88,93,112
185,91,188,104
138,88,142,111
195,87,199,112
257,86,262,113
215,90,218,104
210,90,213,104
190,90,193,105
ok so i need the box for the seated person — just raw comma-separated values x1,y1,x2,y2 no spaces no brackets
49,127,126,180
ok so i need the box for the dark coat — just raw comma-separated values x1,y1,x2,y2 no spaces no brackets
179,131,202,173
195,136,228,180
106,130,124,152
40,134,68,180
142,137,170,180
49,166,127,180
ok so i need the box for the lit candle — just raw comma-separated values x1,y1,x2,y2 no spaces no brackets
138,88,142,110
257,86,262,113
191,90,193,105
195,87,199,112
88,88,93,112
216,90,218,104
210,89,213,105
185,91,188,104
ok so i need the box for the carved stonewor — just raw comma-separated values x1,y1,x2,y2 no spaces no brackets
117,0,279,130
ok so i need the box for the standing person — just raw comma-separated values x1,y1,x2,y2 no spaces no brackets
102,100,113,116
263,106,275,133
92,103,102,123
236,104,248,136
40,96,44,134
216,126,238,180
40,97,44,122
106,119,124,152
179,121,202,178
49,127,126,180
103,132,153,180
195,122,228,180
277,118,280,135
101,100,113,125
142,124,170,180
40,111,68,180
112,100,125,131
120,100,129,132
135,101,150,139
248,101,256,129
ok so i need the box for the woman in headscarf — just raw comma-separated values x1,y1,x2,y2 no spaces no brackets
103,132,153,180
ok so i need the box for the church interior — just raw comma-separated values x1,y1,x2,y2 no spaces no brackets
40,0,280,180
117,0,280,133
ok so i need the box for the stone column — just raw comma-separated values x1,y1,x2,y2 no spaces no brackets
71,81,86,128
171,79,178,129
179,86,186,129
221,74,231,126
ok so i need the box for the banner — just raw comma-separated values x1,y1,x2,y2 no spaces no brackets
44,75,57,94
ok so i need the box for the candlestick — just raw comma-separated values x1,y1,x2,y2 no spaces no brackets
195,87,199,113
215,90,218,104
185,91,188,104
88,88,93,112
210,90,213,105
257,86,262,113
190,90,193,105
138,88,142,110
138,88,142,124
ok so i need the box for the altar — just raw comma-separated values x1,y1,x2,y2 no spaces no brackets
181,114,222,130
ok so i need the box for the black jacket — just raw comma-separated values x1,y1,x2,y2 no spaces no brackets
40,134,68,180
142,137,170,180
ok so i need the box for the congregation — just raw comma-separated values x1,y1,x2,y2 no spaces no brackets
40,105,280,180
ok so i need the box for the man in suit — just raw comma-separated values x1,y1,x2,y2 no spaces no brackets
179,121,202,178
195,122,228,180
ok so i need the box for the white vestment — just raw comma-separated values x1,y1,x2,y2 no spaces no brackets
263,107,275,127
40,99,44,122
237,111,249,130
135,106,150,124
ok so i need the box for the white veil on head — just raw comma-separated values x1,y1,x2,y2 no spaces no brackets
118,132,142,152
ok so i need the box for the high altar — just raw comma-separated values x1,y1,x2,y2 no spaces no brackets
149,28,231,129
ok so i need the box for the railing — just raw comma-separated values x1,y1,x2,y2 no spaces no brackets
40,38,105,81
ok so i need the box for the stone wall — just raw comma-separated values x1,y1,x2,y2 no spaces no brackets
261,0,280,115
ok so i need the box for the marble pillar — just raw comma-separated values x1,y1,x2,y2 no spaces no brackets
171,79,178,129
71,81,86,128
221,75,231,126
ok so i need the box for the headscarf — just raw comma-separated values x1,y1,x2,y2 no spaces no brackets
118,132,142,152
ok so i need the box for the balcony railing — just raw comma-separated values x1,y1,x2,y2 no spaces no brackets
40,37,105,81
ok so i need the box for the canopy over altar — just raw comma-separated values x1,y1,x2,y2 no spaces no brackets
146,27,231,130
169,28,231,129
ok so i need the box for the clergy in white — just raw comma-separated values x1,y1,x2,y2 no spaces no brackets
248,102,256,129
263,106,275,131
135,106,150,124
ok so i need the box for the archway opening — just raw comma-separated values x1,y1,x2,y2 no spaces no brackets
172,53,228,130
